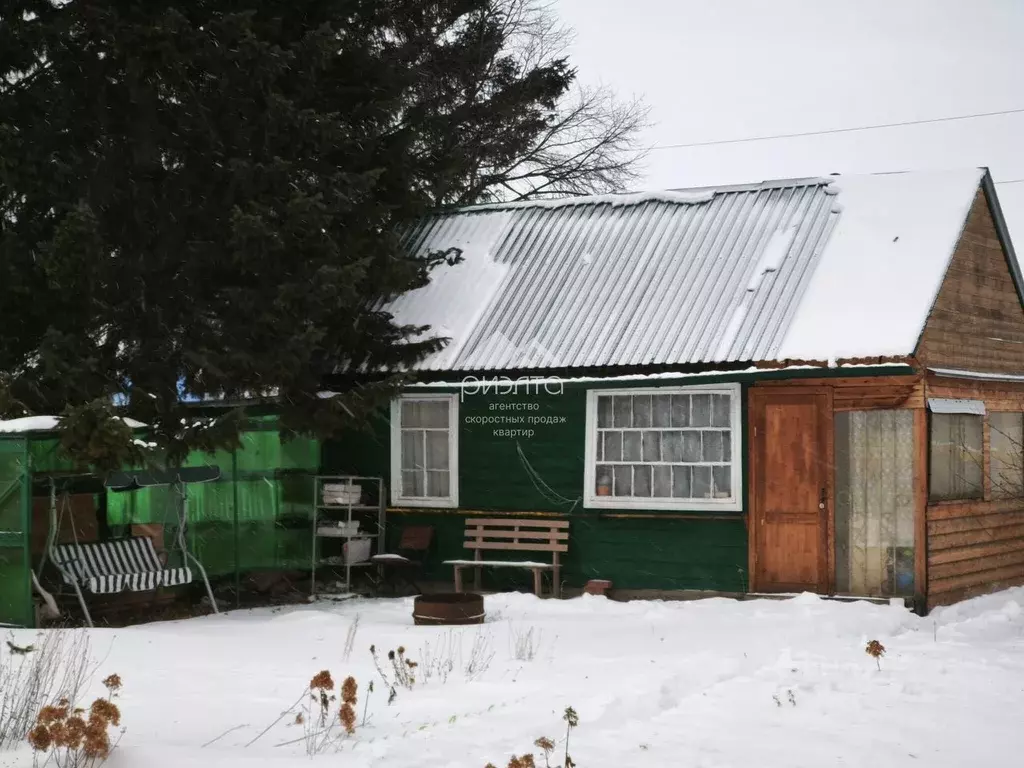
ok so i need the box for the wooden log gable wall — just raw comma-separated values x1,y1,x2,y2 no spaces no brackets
917,185,1024,607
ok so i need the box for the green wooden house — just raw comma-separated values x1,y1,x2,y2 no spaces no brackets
326,167,1024,611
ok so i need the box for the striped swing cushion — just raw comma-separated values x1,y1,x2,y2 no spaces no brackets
53,537,193,595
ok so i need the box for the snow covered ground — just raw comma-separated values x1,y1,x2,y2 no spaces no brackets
3,588,1024,767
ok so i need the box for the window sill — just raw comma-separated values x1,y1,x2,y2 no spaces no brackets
926,497,985,507
583,496,742,513
391,497,458,509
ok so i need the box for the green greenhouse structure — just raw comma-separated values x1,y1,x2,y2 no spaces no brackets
0,417,321,628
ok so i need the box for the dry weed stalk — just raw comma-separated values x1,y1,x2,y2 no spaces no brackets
339,676,357,735
420,630,458,684
270,669,364,755
343,616,360,662
1,629,99,751
483,707,579,768
26,673,124,768
509,624,541,662
370,644,418,704
534,737,556,767
463,628,495,681
865,640,886,671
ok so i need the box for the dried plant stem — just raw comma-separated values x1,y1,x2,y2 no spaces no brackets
201,723,249,748
361,683,373,727
244,691,305,748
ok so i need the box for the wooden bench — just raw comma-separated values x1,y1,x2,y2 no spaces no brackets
444,518,569,598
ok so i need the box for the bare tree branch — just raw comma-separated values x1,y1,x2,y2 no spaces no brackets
452,0,650,205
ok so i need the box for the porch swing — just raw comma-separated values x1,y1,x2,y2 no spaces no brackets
42,467,221,628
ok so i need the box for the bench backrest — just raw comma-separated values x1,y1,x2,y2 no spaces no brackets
463,518,569,558
53,536,164,582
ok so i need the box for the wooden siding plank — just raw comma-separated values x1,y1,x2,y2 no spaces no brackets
927,498,1024,520
929,548,1024,580
929,523,1024,550
928,537,1024,566
755,376,921,388
928,510,1024,535
928,561,1024,597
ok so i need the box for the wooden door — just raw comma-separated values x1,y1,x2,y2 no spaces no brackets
749,388,832,594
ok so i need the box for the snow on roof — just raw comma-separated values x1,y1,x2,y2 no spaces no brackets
0,415,147,434
776,168,985,361
387,168,992,372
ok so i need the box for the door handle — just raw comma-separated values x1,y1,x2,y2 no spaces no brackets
819,488,826,510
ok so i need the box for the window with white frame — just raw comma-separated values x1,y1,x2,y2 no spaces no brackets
584,384,742,511
390,394,458,507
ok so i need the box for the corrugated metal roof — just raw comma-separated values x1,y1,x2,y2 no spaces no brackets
387,169,988,372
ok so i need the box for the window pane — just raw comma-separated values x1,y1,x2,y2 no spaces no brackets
672,465,691,498
723,432,732,462
703,431,724,462
692,466,712,498
691,394,712,427
652,395,672,427
597,396,614,428
613,396,632,427
426,470,450,498
402,400,448,428
662,431,683,461
990,412,1024,499
652,466,672,497
633,395,652,427
603,432,622,461
401,469,424,497
711,394,731,427
623,431,642,461
642,431,661,462
595,465,614,495
425,431,449,470
401,431,424,471
633,465,652,497
671,396,690,427
682,432,701,462
929,413,983,501
612,465,632,496
712,466,732,497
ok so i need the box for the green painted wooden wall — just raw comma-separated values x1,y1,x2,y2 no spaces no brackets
323,381,749,593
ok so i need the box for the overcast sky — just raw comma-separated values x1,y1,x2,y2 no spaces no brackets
555,0,1024,244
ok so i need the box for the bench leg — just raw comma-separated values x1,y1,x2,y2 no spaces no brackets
474,564,481,592
532,568,542,597
453,566,464,593
553,565,561,598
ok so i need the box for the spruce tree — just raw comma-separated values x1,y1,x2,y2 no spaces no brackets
0,1,576,466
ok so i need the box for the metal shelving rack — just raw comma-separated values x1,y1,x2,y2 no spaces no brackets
311,475,386,601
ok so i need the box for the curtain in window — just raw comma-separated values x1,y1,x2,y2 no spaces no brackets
593,391,733,500
400,399,451,498
834,410,915,597
929,414,983,501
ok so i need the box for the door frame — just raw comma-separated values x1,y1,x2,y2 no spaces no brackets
747,386,835,594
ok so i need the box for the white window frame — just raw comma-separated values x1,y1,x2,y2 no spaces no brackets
583,383,743,512
390,393,459,508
